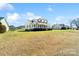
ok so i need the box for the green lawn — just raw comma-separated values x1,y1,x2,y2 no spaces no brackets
0,30,79,56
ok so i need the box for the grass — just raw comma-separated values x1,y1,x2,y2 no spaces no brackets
0,30,79,56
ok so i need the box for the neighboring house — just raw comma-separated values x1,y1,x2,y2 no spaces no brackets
25,18,52,31
9,25,16,31
16,25,25,29
0,17,9,31
52,24,70,30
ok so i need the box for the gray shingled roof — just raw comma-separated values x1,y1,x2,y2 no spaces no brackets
0,17,4,20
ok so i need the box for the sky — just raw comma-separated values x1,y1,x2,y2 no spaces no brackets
0,3,79,27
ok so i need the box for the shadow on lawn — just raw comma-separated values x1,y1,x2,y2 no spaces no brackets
18,29,52,32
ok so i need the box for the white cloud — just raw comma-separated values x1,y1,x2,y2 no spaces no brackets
26,12,41,20
0,3,14,10
55,16,65,21
55,16,66,24
71,16,79,20
26,12,35,17
6,12,42,26
48,7,53,12
48,5,53,12
6,13,20,22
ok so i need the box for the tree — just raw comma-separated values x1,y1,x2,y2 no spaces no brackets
0,22,6,33
70,18,79,29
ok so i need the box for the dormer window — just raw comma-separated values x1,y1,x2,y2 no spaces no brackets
31,20,34,23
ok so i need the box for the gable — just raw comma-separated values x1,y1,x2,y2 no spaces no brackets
0,17,9,31
0,17,9,26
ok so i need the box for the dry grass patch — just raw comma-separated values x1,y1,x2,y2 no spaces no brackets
0,30,79,55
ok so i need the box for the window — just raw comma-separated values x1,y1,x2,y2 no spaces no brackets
38,25,40,28
40,25,41,28
36,25,38,28
27,25,28,28
32,24,33,28
34,24,35,28
29,25,31,28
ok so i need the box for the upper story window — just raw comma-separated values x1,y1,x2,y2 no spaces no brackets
31,20,34,23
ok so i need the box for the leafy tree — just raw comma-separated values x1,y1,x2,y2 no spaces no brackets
0,22,6,33
70,18,79,29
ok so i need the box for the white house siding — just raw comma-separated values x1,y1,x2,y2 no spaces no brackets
25,18,49,30
0,19,9,31
26,24,47,29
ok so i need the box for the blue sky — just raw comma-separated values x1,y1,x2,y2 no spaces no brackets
0,3,79,26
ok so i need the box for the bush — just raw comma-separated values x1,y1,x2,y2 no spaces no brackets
61,27,66,30
0,23,6,33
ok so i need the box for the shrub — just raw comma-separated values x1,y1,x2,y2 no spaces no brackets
0,23,6,33
61,27,66,30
